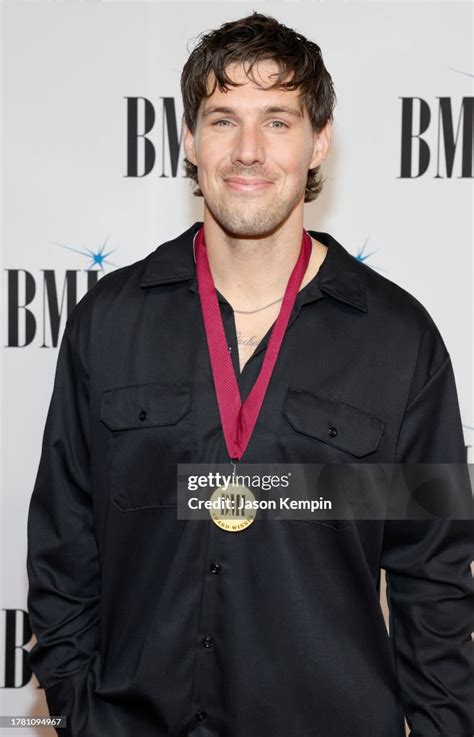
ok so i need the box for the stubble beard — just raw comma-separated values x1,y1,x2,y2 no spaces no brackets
205,183,304,239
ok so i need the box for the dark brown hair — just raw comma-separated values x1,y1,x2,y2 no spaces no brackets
180,11,336,202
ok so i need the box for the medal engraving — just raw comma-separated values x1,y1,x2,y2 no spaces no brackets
209,483,257,532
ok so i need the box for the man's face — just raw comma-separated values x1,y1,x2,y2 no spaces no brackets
183,59,331,238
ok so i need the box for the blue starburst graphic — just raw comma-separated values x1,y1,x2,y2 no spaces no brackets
52,235,120,272
352,235,386,273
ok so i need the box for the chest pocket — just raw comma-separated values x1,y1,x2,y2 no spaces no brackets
281,387,385,531
283,386,385,459
100,381,192,511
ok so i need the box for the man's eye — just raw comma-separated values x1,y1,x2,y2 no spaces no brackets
212,120,289,129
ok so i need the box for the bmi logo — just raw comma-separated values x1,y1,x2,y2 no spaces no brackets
4,239,117,348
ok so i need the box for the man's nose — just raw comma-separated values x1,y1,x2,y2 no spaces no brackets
230,123,266,167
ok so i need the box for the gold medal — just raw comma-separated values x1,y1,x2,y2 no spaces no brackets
209,483,257,532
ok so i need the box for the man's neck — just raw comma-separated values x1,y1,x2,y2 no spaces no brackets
201,217,327,310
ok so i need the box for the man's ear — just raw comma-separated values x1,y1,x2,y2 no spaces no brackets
309,119,332,169
183,120,198,166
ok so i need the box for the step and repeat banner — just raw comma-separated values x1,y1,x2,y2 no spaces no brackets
1,1,472,735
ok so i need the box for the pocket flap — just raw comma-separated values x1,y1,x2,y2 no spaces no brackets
100,382,191,431
283,386,384,458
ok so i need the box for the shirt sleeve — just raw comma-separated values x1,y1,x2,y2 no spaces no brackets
380,334,474,737
26,309,102,733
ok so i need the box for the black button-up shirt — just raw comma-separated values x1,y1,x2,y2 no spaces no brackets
26,221,474,737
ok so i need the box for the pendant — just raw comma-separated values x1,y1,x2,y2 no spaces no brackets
209,459,256,532
209,482,257,532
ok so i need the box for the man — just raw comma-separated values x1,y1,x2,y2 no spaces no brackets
26,11,473,737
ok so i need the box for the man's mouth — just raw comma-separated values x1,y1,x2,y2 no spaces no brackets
224,177,273,192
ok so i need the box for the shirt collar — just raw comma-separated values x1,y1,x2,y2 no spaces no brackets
139,220,367,313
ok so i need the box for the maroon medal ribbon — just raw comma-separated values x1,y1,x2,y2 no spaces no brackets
195,225,312,463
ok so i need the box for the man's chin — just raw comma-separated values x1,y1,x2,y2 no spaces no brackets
217,220,282,239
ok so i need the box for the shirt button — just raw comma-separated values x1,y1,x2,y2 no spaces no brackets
138,410,147,422
202,636,214,648
195,711,207,721
328,426,338,438
209,561,221,574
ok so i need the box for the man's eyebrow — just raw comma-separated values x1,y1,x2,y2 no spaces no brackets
202,105,303,119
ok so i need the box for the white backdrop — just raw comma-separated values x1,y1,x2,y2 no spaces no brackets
1,1,473,734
